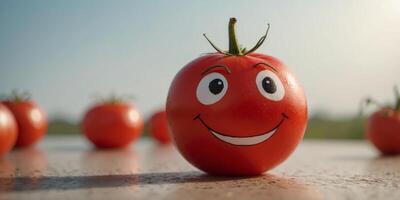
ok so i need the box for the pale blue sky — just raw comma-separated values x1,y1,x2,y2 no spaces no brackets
1,0,400,120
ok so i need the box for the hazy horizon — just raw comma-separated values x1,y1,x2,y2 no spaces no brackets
1,0,400,120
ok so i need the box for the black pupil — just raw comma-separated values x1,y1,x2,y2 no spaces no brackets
209,79,224,95
262,77,276,94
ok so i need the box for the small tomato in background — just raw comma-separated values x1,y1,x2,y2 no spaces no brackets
0,103,18,156
81,95,143,149
166,18,307,175
149,110,171,144
365,86,400,155
2,91,47,148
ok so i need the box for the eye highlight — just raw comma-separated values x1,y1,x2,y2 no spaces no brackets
196,72,228,105
256,70,285,101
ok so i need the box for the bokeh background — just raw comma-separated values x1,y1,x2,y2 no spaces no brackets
1,0,399,139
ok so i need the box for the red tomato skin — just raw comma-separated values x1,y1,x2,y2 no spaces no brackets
366,109,400,155
0,104,18,156
81,103,143,149
149,111,172,144
2,101,47,148
167,53,308,175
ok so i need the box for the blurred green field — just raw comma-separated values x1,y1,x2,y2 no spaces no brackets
305,116,365,139
48,115,366,140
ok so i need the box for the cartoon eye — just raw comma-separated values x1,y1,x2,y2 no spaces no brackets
196,72,228,105
256,70,285,101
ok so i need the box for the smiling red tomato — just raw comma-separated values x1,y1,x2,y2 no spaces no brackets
166,18,308,175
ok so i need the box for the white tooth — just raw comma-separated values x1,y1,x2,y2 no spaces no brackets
210,129,277,146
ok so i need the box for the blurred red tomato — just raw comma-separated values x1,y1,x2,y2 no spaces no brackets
366,109,400,155
149,111,171,144
0,104,18,156
365,87,400,155
81,103,143,148
2,101,47,148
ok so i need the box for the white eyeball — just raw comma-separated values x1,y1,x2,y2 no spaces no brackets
196,72,228,105
256,70,285,101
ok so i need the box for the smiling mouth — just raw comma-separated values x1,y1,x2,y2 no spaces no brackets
193,113,288,146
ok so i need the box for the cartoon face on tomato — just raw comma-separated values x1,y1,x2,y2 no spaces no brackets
166,18,308,175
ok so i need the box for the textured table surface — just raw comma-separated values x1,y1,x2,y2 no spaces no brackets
0,136,399,200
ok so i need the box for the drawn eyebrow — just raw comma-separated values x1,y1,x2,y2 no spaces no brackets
201,65,232,76
253,62,278,72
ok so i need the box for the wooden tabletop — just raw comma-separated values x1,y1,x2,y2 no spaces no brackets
0,136,399,200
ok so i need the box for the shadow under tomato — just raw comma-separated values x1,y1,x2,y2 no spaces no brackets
165,173,322,200
0,171,224,191
0,171,323,200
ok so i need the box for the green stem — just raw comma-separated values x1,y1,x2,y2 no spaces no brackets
395,86,400,111
228,18,242,55
203,18,270,56
203,34,229,55
92,93,133,105
8,89,30,102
